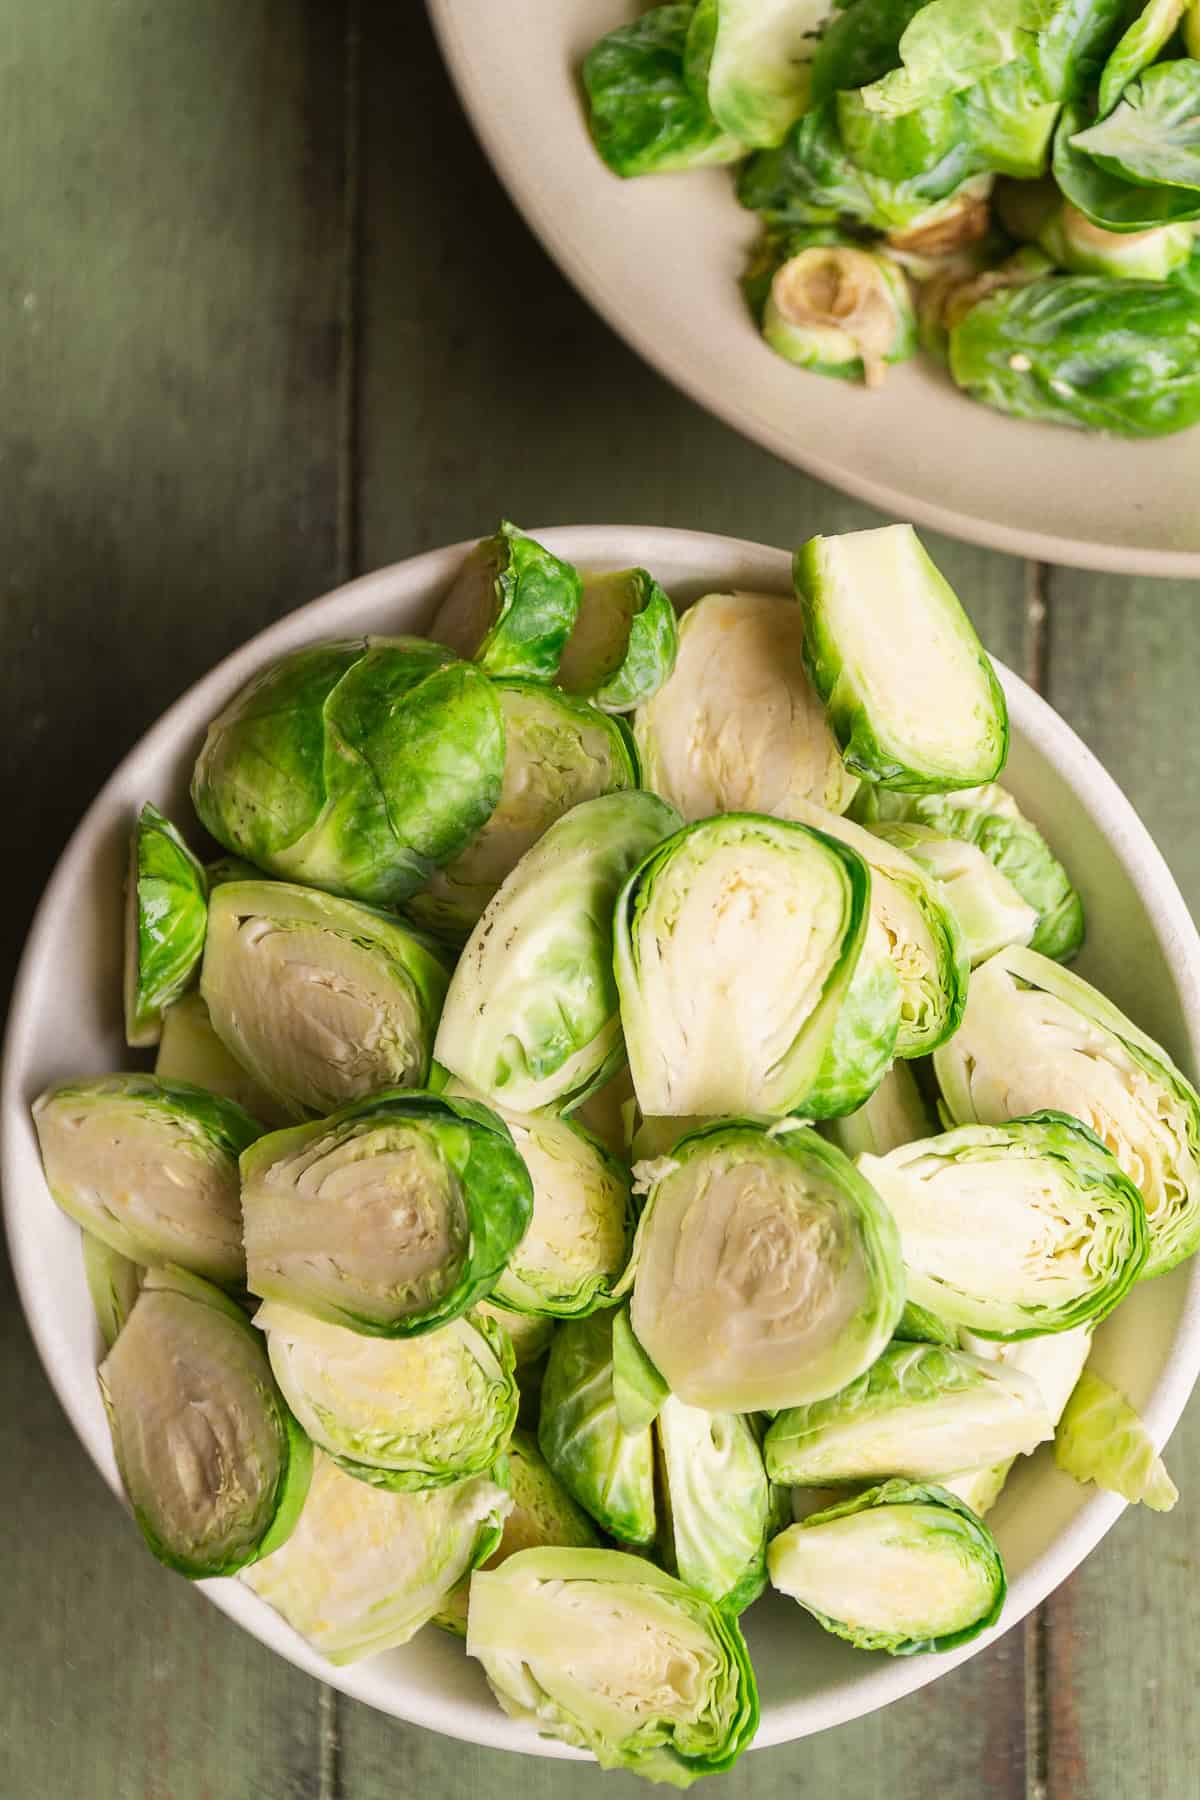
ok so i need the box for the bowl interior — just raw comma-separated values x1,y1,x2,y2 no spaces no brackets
5,524,1200,1756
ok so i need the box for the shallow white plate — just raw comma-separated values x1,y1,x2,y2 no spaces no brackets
5,525,1200,1758
428,0,1200,577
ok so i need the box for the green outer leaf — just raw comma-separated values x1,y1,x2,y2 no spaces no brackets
861,0,1053,115
612,1303,671,1432
838,88,965,180
1072,60,1200,191
557,568,680,714
81,1231,143,1351
697,0,828,149
895,1300,960,1345
809,0,931,105
538,1311,657,1545
1054,101,1200,230
959,60,1060,178
432,522,583,681
1055,1368,1178,1509
125,803,209,1046
583,4,745,178
1096,0,1186,116
657,1396,774,1612
805,918,902,1118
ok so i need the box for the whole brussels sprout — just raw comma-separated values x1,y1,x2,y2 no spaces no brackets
583,4,744,178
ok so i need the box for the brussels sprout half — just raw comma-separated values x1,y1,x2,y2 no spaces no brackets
81,1232,143,1352
657,1396,775,1612
1039,205,1196,282
124,803,208,1047
538,1310,657,1546
474,1301,556,1370
1055,1369,1178,1511
556,568,679,714
821,1060,937,1160
870,820,1037,965
761,241,917,387
156,991,291,1128
941,1323,1093,1515
612,1302,671,1433
429,522,582,681
687,0,829,148
583,4,745,179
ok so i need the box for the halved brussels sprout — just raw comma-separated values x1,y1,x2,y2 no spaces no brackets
794,524,1009,792
429,521,581,680
99,1267,311,1578
860,1111,1149,1335
583,4,745,178
934,946,1200,1278
805,915,902,1120
192,637,504,907
124,803,208,1047
538,1310,657,1545
1039,204,1195,282
256,1302,517,1490
821,1060,936,1160
33,1074,259,1286
407,682,637,940
156,991,290,1128
240,1089,533,1336
568,1062,638,1160
941,1323,1094,1514
870,820,1037,965
658,1396,775,1612
762,243,916,386
557,568,679,714
81,1233,143,1351
612,1302,671,1433
202,881,449,1118
765,1341,1052,1485
466,1548,759,1783
625,1120,904,1412
435,792,681,1113
243,1451,510,1663
687,0,828,147
634,589,858,820
1055,1369,1178,1511
474,1300,555,1369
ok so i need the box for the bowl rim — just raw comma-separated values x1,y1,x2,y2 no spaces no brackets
6,522,1200,1757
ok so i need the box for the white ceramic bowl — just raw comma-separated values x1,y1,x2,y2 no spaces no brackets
428,0,1200,577
5,525,1200,1759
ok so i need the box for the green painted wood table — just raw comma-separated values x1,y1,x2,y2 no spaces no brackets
2,5,1197,1797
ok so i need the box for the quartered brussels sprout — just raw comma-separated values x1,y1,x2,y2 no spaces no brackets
435,791,681,1114
634,590,858,821
99,1267,311,1578
625,1120,904,1412
1055,1369,1178,1511
764,1341,1052,1485
768,1479,1007,1654
156,991,290,1127
202,881,449,1118
941,1323,1093,1514
759,240,916,386
407,681,637,939
934,946,1200,1277
33,1074,259,1286
822,1059,937,1160
687,0,829,148
556,568,679,715
124,803,208,1047
429,521,581,680
612,1302,671,1433
81,1232,143,1351
1039,203,1196,282
870,820,1037,965
657,1396,775,1612
583,4,744,178
794,524,1009,791
240,1089,534,1336
467,1548,759,1784
474,1300,555,1370
861,1111,1149,1335
538,1310,657,1545
192,638,504,907
256,1303,517,1490
243,1451,510,1663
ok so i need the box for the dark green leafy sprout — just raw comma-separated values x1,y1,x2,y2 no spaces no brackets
768,1479,1007,1654
466,1548,759,1785
556,568,679,714
1054,1368,1178,1509
243,1451,510,1664
757,238,917,386
687,0,829,147
612,1302,670,1433
192,637,504,908
934,945,1200,1277
155,991,291,1128
861,1110,1149,1334
99,1267,311,1579
428,522,582,681
123,803,208,1047
538,1310,657,1545
822,1060,938,1160
1054,100,1200,230
870,820,1037,965
658,1396,776,1612
1096,0,1188,116
407,681,637,939
583,3,744,179
1040,203,1196,278
240,1089,534,1336
81,1232,143,1352
33,1073,259,1286
1072,59,1200,191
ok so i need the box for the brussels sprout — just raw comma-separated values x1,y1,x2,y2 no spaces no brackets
408,682,637,940
885,183,996,257
895,1300,960,1346
765,1341,1052,1485
631,1112,716,1165
81,1232,143,1351
624,1120,904,1412
202,881,448,1118
429,523,582,681
192,638,504,908
467,1548,759,1783
240,1089,533,1336
243,1451,510,1663
539,1310,657,1544
1039,202,1196,280
124,803,208,1047
870,820,1037,965
959,61,1059,180
612,1303,671,1437
435,792,681,1114
474,1300,556,1369
941,1322,1093,1513
99,1267,311,1578
657,1397,775,1612
155,991,291,1128
207,854,263,886
794,524,1009,793
634,590,858,821
556,568,679,714
1072,60,1200,192
568,1062,638,1160
807,915,902,1119
862,1111,1149,1334
1096,0,1187,117
934,946,1200,1277
916,246,1055,360
838,89,966,184
33,1073,258,1286
686,0,829,147
822,1059,937,1160
938,1462,1014,1516
860,0,1046,115
809,0,930,105
1054,101,1200,232
583,4,744,179
768,1479,1007,1653
1188,0,1200,56
1055,1369,1178,1510
759,241,917,386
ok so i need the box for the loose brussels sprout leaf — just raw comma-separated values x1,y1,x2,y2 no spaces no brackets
474,1300,556,1369
871,820,1037,965
627,1121,904,1412
1054,1369,1178,1510
1039,200,1196,278
1096,0,1187,117
809,0,931,104
408,682,637,939
761,242,917,386
34,1074,258,1286
81,1232,143,1352
822,1060,938,1159
1032,0,1134,102
934,946,1200,1277
894,1299,960,1345
1054,101,1200,230
557,568,679,714
690,0,831,147
658,1396,774,1612
257,1302,517,1490
202,881,448,1118
99,1267,311,1578
156,991,291,1127
241,1089,533,1335
635,590,857,821
435,792,681,1113
794,524,1009,792
838,89,965,182
1072,61,1200,192
860,0,1047,115
614,814,875,1119
243,1451,510,1663
768,1479,1007,1653
467,1548,759,1784
430,521,581,680
192,638,504,908
940,1322,1094,1511
862,1110,1149,1334
765,1341,1052,1485
583,4,745,178
124,803,209,1047
959,61,1059,180
538,1310,657,1545
568,1062,638,1160
612,1303,671,1434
